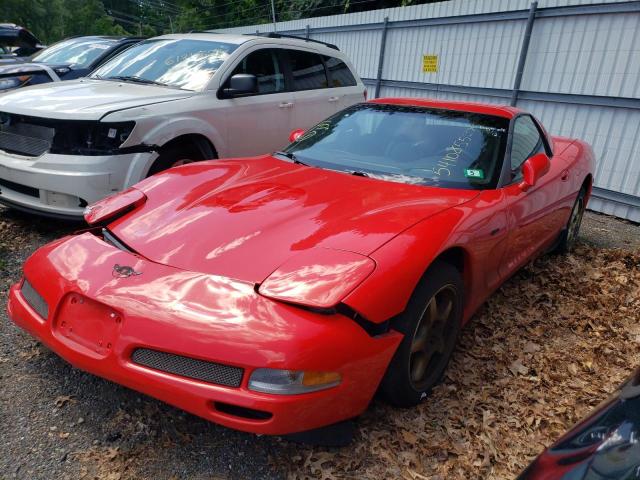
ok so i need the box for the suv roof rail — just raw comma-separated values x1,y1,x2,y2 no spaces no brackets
262,32,339,51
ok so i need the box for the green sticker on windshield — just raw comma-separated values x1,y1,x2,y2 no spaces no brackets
464,168,485,179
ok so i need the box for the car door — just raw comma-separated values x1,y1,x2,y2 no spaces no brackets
220,47,294,157
499,114,569,278
286,49,336,130
323,55,365,110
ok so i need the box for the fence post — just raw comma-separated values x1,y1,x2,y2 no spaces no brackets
306,24,310,39
374,17,390,99
511,1,538,106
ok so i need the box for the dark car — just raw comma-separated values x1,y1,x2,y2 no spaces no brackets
0,23,44,60
0,35,143,92
519,367,640,479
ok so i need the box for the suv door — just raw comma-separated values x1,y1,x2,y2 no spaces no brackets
285,49,336,130
219,47,293,157
323,55,363,110
499,114,568,278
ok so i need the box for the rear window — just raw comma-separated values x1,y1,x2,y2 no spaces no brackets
324,56,357,87
284,103,510,190
288,50,327,90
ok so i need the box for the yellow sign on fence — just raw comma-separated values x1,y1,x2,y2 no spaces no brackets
422,55,438,73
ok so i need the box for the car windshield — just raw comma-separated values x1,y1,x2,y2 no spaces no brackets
283,103,510,190
90,38,238,91
32,38,117,67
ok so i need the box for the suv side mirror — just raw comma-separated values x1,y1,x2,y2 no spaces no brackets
289,128,305,142
519,152,550,192
224,74,258,97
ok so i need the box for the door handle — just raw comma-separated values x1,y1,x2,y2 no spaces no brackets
278,102,294,109
328,96,340,102
561,170,569,181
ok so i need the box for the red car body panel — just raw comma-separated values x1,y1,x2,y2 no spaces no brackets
7,98,595,435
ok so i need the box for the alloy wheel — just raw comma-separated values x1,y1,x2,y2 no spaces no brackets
409,284,458,391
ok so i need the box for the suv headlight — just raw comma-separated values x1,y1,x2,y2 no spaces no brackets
248,369,341,395
50,121,136,155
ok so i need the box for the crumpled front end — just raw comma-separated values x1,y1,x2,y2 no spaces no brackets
7,232,401,435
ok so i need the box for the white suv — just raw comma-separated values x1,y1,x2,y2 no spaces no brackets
0,33,365,219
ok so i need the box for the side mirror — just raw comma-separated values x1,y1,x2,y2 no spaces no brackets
289,128,305,143
519,152,550,192
224,74,257,97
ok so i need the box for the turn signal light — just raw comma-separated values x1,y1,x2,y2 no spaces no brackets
248,368,341,395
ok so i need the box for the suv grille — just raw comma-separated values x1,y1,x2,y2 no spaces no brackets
131,348,244,387
21,279,49,319
0,118,54,157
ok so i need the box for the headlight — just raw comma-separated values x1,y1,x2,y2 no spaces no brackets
96,121,136,148
50,121,136,155
258,248,375,309
84,187,146,225
248,369,341,395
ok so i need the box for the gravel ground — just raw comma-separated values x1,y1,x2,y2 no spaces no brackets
0,206,638,479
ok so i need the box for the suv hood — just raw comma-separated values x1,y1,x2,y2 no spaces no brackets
0,78,194,120
110,156,479,283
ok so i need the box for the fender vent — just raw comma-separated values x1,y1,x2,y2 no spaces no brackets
21,279,49,319
131,348,244,387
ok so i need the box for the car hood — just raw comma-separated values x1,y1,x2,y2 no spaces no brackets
0,78,194,120
110,156,479,283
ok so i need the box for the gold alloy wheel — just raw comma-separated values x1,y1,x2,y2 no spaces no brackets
567,194,585,248
409,284,457,391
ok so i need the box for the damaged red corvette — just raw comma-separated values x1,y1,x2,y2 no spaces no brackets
7,98,595,437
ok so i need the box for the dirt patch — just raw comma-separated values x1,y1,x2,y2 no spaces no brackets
1,206,639,479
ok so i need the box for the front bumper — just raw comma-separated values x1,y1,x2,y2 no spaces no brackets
0,149,156,218
7,232,401,435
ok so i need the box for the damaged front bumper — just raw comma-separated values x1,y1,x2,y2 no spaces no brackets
7,232,402,435
0,149,157,218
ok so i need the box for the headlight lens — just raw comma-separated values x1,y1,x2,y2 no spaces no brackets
248,369,341,395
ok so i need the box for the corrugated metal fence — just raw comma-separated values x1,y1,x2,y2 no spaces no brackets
218,0,640,222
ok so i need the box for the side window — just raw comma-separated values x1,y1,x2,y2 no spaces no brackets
323,56,357,87
228,48,284,94
510,115,545,175
288,50,328,90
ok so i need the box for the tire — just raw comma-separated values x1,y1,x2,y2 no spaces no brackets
555,187,587,254
146,142,212,177
379,260,463,407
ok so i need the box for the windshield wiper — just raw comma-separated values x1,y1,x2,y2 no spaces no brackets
107,75,168,87
274,151,308,166
351,170,369,177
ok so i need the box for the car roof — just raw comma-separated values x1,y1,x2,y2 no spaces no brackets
62,35,145,42
155,32,342,53
154,33,252,45
369,97,520,119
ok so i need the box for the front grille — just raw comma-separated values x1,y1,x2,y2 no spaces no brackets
131,348,244,387
0,122,53,157
21,279,49,319
0,178,39,198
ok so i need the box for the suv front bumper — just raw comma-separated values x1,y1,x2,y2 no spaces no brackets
0,149,156,218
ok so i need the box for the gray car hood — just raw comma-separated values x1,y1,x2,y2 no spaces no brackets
0,78,194,120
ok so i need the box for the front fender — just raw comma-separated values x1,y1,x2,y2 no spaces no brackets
342,208,465,324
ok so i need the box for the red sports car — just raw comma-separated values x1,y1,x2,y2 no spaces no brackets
7,98,594,439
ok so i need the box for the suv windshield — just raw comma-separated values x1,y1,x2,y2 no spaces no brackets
283,103,510,189
91,38,238,91
32,38,117,66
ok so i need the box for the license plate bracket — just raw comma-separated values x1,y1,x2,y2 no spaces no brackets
53,294,122,358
